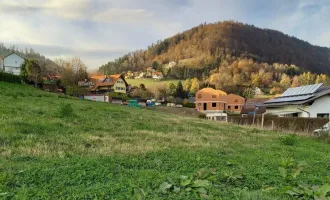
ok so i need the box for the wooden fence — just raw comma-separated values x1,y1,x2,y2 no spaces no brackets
228,115,329,134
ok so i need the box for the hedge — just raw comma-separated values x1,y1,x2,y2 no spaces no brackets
228,115,329,134
0,71,21,84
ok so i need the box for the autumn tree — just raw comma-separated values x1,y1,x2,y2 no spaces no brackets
190,78,199,94
279,74,291,89
20,59,42,87
155,84,169,101
183,79,192,92
56,57,88,95
168,82,176,96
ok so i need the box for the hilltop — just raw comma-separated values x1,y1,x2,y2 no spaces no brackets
1,82,330,199
99,21,330,76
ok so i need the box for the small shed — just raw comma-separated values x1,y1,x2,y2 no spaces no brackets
206,113,228,122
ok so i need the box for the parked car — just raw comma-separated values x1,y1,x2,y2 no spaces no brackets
313,123,329,137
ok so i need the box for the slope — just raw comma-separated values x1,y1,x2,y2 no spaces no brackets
0,82,330,199
99,21,330,76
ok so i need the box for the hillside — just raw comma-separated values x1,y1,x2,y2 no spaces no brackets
0,43,59,75
1,82,330,199
99,21,330,76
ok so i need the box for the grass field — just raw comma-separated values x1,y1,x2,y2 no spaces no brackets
1,82,330,199
126,78,180,88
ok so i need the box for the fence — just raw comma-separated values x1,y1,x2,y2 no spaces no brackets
228,115,329,134
0,71,21,84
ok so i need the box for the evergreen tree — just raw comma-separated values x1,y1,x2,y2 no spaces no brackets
175,81,186,98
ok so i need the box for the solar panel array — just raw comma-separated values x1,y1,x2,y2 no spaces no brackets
265,95,314,104
281,83,323,97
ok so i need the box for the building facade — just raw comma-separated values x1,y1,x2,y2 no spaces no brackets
3,53,25,75
195,88,245,113
88,74,129,94
263,83,330,118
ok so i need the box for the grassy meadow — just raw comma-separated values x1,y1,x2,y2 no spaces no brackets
126,78,180,88
0,82,330,199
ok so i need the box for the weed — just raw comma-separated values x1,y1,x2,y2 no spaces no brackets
58,103,75,118
198,113,207,119
159,168,217,198
279,134,298,146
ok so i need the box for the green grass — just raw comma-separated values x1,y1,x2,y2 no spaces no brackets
1,82,330,199
126,78,180,88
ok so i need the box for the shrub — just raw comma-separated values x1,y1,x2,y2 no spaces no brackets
198,113,206,119
184,102,195,108
0,71,21,84
58,104,75,118
279,134,298,146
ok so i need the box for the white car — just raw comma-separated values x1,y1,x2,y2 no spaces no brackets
313,123,329,137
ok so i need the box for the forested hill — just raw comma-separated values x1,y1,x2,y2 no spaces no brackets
99,21,330,76
0,43,59,75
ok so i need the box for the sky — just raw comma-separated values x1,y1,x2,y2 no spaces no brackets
0,0,330,70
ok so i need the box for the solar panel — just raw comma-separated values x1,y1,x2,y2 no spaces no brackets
265,95,314,104
281,83,323,97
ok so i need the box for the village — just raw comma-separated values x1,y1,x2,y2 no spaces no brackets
1,52,330,136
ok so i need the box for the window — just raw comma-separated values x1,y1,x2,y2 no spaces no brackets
212,103,216,107
228,106,231,109
234,99,238,103
198,94,202,99
212,95,216,98
235,106,238,109
317,113,329,118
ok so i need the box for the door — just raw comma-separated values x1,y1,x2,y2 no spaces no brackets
203,103,207,110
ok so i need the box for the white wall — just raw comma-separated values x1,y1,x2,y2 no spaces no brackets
4,53,24,75
307,95,330,118
84,95,109,102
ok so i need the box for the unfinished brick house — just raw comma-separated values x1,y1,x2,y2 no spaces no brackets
195,88,245,113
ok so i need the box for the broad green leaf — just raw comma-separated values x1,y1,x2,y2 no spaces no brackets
181,179,191,187
195,187,208,194
173,186,180,193
191,180,210,188
159,182,172,193
185,187,192,192
166,177,175,184
318,184,330,197
278,167,287,178
180,175,188,180
285,190,297,196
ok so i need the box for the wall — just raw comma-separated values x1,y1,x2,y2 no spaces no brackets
84,95,109,102
307,95,330,118
114,78,127,93
4,54,24,75
195,89,226,111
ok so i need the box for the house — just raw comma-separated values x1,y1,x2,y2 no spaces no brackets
241,98,269,116
152,72,164,80
254,87,264,96
88,74,128,94
2,53,25,75
263,83,330,118
195,88,245,113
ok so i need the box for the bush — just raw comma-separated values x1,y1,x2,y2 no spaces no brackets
279,134,298,146
198,113,206,119
58,104,75,118
184,102,195,108
0,71,21,84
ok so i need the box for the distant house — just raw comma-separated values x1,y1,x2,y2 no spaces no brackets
254,87,264,96
2,53,25,75
241,98,269,116
168,61,176,68
263,83,330,118
135,72,145,79
195,88,245,113
88,74,128,94
152,72,163,80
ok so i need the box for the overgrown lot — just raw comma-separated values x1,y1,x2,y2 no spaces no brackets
0,82,330,199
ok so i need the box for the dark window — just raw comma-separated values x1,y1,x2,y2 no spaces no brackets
235,106,238,109
292,113,298,117
212,95,216,98
198,94,202,99
317,113,329,118
212,103,216,107
234,99,238,102
228,106,231,109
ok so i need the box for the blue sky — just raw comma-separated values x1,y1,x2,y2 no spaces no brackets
0,0,329,69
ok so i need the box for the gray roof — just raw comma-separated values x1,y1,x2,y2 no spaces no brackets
263,83,330,107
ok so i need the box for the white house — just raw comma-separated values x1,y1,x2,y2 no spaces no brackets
263,83,330,118
3,53,25,75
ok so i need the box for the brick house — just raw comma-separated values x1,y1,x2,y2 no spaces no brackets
195,88,245,113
